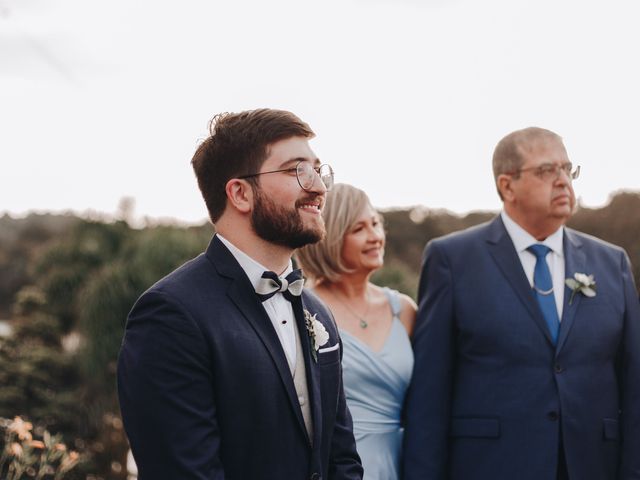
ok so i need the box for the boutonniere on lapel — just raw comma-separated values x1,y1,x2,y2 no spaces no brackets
304,309,329,362
565,272,596,304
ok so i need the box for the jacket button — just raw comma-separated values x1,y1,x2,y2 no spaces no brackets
554,364,563,373
310,474,320,480
547,411,559,421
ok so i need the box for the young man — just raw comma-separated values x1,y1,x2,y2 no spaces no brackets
118,109,363,480
404,127,640,480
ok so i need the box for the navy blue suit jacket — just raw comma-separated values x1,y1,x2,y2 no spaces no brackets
117,235,362,480
404,216,640,480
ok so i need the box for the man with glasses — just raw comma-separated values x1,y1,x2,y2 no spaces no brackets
117,109,363,480
404,127,640,480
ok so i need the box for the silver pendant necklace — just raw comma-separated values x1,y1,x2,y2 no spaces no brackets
334,290,371,329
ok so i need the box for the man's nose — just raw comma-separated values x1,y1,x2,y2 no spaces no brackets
554,166,571,185
312,177,328,194
308,172,328,194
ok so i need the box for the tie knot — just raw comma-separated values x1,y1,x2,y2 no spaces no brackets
527,244,551,259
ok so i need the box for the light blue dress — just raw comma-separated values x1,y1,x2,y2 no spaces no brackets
340,288,414,480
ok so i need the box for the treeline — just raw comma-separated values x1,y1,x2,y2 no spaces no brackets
0,190,638,478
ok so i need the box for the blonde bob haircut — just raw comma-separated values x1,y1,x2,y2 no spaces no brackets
296,183,374,285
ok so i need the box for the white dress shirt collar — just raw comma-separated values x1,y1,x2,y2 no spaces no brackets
500,211,564,256
217,234,293,288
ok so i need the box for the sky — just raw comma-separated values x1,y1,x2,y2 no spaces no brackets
1,0,639,225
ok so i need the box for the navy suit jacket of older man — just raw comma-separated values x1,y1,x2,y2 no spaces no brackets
404,216,640,480
117,235,362,480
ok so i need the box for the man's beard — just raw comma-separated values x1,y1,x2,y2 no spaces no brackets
251,188,325,249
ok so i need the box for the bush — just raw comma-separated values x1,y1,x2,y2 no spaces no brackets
0,416,81,479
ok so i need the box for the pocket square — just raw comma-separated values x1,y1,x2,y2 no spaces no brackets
318,343,340,353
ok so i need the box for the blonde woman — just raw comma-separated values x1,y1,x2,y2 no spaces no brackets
296,183,416,480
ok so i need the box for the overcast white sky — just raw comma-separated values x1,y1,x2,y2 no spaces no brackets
1,0,639,224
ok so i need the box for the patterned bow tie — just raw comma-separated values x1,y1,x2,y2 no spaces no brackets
255,269,305,302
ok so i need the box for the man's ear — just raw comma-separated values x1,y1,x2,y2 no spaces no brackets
225,179,253,214
497,174,515,203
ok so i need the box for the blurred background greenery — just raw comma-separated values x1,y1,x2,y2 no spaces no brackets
1,191,639,478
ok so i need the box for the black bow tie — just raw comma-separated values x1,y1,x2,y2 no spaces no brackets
255,269,305,302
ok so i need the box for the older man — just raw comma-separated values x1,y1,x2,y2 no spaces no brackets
404,127,640,479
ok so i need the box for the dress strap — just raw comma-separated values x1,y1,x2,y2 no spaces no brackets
382,287,402,319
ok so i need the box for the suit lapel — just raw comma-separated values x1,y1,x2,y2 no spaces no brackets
556,229,586,352
206,236,311,443
485,216,555,346
293,295,322,448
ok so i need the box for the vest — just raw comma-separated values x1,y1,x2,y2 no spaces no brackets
292,321,313,444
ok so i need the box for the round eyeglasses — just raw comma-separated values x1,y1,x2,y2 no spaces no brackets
238,161,334,192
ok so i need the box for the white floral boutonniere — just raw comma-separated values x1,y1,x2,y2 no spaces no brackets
565,272,596,305
304,309,329,362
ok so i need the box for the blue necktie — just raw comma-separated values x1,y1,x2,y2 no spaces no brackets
527,244,560,345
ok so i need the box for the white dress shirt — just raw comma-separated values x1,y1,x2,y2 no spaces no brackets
217,234,298,371
501,211,565,319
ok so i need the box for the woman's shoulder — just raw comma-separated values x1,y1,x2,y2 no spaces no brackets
377,286,415,310
382,288,416,337
397,291,417,313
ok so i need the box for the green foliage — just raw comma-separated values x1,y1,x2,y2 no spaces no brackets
0,313,83,443
32,221,132,332
0,219,138,479
77,264,138,392
124,225,212,286
12,287,47,318
0,214,79,319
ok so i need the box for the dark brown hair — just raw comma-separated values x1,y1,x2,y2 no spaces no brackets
191,109,314,223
